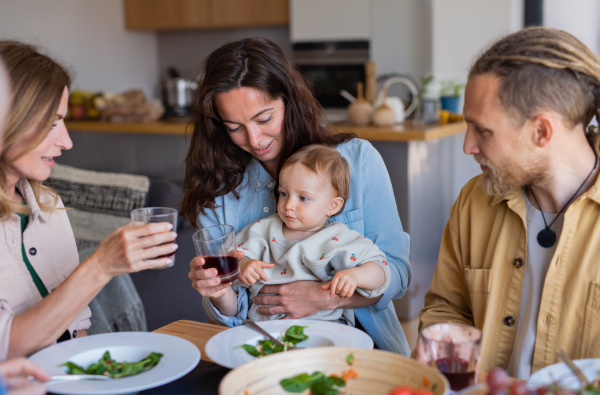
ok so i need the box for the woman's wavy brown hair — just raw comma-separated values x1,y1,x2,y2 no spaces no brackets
470,26,600,152
181,37,356,227
0,41,71,219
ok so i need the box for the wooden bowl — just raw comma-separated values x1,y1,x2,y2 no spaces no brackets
219,347,449,395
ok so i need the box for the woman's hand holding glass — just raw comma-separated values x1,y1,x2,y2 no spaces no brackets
188,251,245,298
89,222,178,277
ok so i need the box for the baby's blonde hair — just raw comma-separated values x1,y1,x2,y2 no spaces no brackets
280,144,350,215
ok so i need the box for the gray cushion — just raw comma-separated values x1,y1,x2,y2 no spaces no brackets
47,163,149,251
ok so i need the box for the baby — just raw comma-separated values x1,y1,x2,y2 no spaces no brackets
212,144,390,326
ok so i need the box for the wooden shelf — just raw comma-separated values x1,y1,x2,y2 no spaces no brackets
65,120,194,135
65,120,467,142
332,121,467,142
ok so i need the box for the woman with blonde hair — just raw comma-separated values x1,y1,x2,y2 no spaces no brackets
0,40,177,361
0,53,50,395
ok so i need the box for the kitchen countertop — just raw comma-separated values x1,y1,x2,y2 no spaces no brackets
65,119,467,142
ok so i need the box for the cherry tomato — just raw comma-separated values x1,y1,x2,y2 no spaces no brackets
390,387,414,395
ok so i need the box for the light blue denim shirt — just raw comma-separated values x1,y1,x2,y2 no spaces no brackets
199,138,412,355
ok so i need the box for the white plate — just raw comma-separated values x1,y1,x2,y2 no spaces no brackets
29,332,200,395
528,358,600,389
205,319,374,369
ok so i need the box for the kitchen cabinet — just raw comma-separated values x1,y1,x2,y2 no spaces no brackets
125,0,211,30
290,0,370,42
124,0,289,31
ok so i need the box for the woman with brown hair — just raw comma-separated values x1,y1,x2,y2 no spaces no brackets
184,37,412,354
0,41,178,361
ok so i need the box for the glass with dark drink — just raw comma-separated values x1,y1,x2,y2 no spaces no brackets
192,224,240,283
420,323,481,391
131,207,178,269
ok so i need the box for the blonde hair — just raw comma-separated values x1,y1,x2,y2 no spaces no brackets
0,61,9,131
0,41,71,219
470,27,600,151
281,144,350,215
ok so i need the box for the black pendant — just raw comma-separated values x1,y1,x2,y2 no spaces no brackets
537,228,557,248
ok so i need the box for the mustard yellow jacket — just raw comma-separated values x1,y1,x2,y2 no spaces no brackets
420,174,600,374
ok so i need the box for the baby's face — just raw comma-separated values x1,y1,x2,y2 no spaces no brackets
277,162,340,233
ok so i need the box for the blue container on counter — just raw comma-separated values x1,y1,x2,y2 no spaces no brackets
440,96,460,113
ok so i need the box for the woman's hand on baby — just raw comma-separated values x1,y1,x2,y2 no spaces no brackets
322,269,359,298
188,251,244,299
89,222,177,277
239,259,275,286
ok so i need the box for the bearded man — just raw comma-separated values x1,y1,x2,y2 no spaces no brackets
419,26,600,378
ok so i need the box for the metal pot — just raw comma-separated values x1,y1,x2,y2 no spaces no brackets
161,78,198,116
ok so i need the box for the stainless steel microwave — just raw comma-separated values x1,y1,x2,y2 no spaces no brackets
293,41,369,109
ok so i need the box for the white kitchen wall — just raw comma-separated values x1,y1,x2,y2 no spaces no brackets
430,0,524,203
0,0,159,98
371,0,431,81
432,0,523,81
544,0,600,56
290,0,371,42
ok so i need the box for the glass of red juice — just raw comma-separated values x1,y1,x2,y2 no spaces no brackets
420,323,482,391
192,224,240,284
131,207,178,269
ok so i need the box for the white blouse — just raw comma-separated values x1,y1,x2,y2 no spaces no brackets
0,178,91,360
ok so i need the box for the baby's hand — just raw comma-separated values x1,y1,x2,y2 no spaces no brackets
322,268,359,298
239,258,275,286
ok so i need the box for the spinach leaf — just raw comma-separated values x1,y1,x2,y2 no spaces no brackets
346,353,354,366
62,351,163,379
311,375,345,395
238,325,309,357
281,372,346,395
236,344,260,356
60,362,86,375
284,326,309,344
280,372,325,392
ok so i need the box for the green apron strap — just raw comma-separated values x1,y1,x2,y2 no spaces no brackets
18,212,49,298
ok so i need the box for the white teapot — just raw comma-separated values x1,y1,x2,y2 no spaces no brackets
373,77,419,123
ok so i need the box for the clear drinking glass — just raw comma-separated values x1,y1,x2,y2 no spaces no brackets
192,224,240,284
130,207,178,269
420,323,482,391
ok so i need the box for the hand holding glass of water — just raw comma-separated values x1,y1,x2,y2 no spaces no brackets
192,224,240,284
130,207,178,269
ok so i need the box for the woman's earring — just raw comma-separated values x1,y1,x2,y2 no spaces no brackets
326,213,331,218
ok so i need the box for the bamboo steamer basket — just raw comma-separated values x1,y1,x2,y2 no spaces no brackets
219,347,449,395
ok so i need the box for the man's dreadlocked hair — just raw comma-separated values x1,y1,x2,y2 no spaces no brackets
470,26,600,152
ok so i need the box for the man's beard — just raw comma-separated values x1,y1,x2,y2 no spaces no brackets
476,152,546,197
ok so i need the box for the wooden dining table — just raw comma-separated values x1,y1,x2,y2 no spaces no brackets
139,320,231,395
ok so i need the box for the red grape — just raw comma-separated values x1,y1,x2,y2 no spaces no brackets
487,368,510,390
536,386,550,395
510,381,531,395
